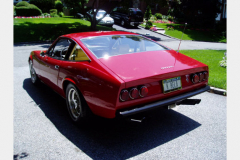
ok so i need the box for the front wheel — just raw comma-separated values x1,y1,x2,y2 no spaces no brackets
29,60,39,84
66,83,90,122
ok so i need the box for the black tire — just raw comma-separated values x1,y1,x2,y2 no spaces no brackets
29,60,39,85
65,83,91,122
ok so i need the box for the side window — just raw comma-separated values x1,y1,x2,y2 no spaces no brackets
69,44,90,61
48,39,71,59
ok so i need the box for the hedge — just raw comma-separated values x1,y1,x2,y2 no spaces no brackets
15,1,30,7
15,4,42,16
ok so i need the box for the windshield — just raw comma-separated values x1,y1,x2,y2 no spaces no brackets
81,35,168,59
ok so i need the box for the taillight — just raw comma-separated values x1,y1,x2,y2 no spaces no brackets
203,72,208,81
139,86,148,97
192,74,199,83
129,88,139,99
120,90,129,101
199,73,204,82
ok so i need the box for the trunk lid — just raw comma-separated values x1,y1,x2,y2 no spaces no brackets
99,50,207,87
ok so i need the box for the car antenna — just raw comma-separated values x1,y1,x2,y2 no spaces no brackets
177,23,187,53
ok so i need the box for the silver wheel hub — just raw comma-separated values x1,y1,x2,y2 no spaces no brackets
68,88,81,119
29,61,36,83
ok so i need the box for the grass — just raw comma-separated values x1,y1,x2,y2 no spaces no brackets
141,23,226,43
179,50,226,90
14,17,115,43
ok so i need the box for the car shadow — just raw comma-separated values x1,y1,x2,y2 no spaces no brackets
23,78,201,159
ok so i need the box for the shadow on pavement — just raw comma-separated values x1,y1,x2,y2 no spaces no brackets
23,78,201,159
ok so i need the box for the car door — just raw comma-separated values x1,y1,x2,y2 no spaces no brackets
39,38,73,93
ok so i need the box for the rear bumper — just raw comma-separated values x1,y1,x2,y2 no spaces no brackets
117,85,210,117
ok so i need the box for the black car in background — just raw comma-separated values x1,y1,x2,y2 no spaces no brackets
110,7,143,27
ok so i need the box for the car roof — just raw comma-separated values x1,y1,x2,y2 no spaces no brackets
61,31,139,40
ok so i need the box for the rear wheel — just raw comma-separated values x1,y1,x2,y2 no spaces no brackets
66,83,90,122
29,60,39,85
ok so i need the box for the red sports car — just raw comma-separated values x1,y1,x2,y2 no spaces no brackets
29,31,210,122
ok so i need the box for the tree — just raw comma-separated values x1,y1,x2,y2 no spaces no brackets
29,0,54,13
63,0,89,16
144,5,152,21
85,0,115,31
171,0,222,28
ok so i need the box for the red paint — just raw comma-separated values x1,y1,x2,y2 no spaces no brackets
30,31,209,119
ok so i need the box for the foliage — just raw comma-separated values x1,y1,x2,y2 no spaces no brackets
64,0,89,16
50,9,57,14
219,52,227,68
171,0,222,28
144,5,152,21
180,50,226,89
55,0,63,12
155,13,162,19
145,21,153,29
15,3,42,16
30,0,54,13
58,12,64,17
16,1,30,7
42,13,50,17
167,26,174,30
14,17,115,43
168,15,173,21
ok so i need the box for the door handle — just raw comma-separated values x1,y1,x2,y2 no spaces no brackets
55,65,59,69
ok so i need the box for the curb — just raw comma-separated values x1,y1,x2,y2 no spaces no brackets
139,25,227,43
208,87,227,96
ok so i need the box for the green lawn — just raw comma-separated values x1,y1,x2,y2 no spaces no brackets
179,50,226,90
14,17,115,43
142,23,226,43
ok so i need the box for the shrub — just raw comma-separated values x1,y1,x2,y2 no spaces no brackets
155,13,162,19
145,21,153,29
42,13,50,17
15,4,42,16
55,0,63,12
50,9,57,14
50,9,59,17
16,1,30,7
144,5,152,21
58,12,64,17
168,15,173,21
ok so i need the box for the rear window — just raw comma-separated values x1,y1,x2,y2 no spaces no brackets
80,35,168,59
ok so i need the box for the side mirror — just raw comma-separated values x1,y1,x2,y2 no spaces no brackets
40,51,45,57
